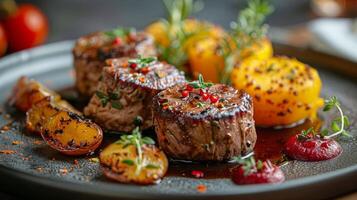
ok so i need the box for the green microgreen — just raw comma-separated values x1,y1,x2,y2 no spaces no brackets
115,127,156,175
105,27,135,39
188,74,213,89
128,55,157,69
322,96,351,139
299,96,351,140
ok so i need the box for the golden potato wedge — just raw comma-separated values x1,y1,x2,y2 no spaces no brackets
100,129,168,185
26,97,61,134
10,76,61,112
41,110,103,156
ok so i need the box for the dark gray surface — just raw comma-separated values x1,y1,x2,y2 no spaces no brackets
0,41,356,200
16,0,312,43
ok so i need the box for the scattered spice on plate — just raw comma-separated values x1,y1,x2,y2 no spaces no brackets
73,159,79,165
88,157,99,163
33,140,43,145
0,150,16,154
12,140,22,145
59,168,68,175
196,184,207,193
36,167,43,173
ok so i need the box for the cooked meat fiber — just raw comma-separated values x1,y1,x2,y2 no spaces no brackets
73,30,157,96
152,82,257,161
84,57,185,132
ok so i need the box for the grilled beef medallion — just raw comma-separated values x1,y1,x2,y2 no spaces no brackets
152,75,257,161
84,56,185,132
73,28,157,96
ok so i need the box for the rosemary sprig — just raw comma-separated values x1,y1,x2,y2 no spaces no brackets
220,0,273,84
128,56,157,69
105,27,135,39
116,127,156,175
188,74,213,89
158,0,203,70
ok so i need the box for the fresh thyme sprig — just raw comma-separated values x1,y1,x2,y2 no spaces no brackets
219,0,273,84
105,27,135,39
115,127,156,174
95,91,122,109
128,56,157,69
298,96,351,140
322,96,351,139
159,0,203,70
188,74,213,89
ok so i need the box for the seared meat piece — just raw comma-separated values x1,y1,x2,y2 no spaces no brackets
152,77,256,161
73,29,157,96
84,57,185,132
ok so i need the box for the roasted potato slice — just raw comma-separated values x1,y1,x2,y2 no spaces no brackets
10,76,61,112
100,128,168,184
231,56,324,127
26,97,60,134
41,109,103,156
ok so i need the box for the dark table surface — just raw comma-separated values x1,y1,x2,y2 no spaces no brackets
1,0,354,199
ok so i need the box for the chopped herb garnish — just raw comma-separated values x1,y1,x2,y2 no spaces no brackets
122,159,135,166
188,74,213,89
145,164,160,169
105,27,135,39
230,155,259,176
133,116,143,127
111,101,123,110
196,102,206,108
95,90,121,108
128,55,157,69
115,127,156,174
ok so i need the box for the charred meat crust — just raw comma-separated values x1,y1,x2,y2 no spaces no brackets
73,31,157,96
152,84,257,161
84,58,185,132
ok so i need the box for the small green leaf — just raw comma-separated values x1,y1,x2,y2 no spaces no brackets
145,164,160,169
142,137,155,145
256,160,263,170
95,91,107,99
111,101,123,110
133,116,143,126
331,121,340,132
320,129,329,137
100,98,108,107
343,115,350,127
108,92,119,100
122,159,135,166
196,102,206,108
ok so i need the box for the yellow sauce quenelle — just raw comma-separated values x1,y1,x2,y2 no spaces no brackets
231,56,324,127
186,36,273,83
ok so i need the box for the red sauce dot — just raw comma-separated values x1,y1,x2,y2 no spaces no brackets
191,170,204,178
201,92,209,101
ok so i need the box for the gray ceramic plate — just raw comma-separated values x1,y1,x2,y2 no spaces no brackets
0,41,356,200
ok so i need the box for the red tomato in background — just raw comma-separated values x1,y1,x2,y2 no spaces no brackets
0,23,7,56
3,4,48,52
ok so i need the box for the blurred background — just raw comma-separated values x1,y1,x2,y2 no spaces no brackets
0,0,356,61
